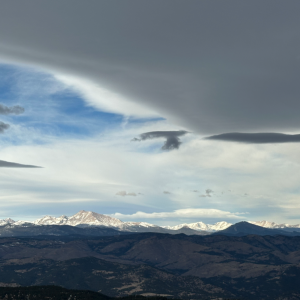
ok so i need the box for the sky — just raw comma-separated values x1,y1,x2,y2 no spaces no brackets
0,1,300,225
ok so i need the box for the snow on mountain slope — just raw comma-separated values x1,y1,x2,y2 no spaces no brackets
0,218,15,226
164,221,208,231
164,221,232,232
122,222,158,228
210,221,233,231
33,210,161,230
35,215,69,225
67,210,124,227
249,220,300,229
34,210,124,227
1,213,230,232
118,221,165,233
33,212,232,233
3,211,300,234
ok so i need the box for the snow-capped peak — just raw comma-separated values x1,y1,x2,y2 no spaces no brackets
164,221,207,231
0,218,16,226
164,221,232,232
249,220,300,229
248,220,278,228
34,210,124,227
34,215,68,225
3,211,300,234
124,221,158,228
67,210,124,227
210,221,233,231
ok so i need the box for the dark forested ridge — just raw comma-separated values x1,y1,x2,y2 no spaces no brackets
1,233,300,299
0,286,109,300
0,224,128,237
2,221,300,238
0,286,187,300
0,223,207,237
0,257,226,299
0,286,243,300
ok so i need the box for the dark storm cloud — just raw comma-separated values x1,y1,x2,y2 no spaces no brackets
0,121,10,133
0,104,24,115
0,1,300,133
132,130,188,150
0,160,41,168
206,133,300,144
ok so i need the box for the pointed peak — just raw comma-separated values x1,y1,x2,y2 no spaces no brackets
4,218,15,223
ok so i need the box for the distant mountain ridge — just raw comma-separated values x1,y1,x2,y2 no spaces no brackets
1,210,300,234
163,221,232,232
35,210,124,228
215,221,300,236
249,220,300,229
0,211,207,236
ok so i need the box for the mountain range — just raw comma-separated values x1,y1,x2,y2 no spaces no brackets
1,210,300,234
214,221,300,236
2,213,300,298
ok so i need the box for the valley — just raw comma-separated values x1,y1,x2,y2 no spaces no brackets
0,233,300,299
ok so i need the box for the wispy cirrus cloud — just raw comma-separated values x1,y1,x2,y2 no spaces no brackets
54,74,159,118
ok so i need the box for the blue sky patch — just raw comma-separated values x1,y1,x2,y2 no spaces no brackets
0,63,158,143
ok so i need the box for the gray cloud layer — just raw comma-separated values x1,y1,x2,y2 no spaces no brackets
0,2,299,134
0,160,41,168
206,133,300,144
132,130,188,150
0,104,24,115
0,121,10,133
